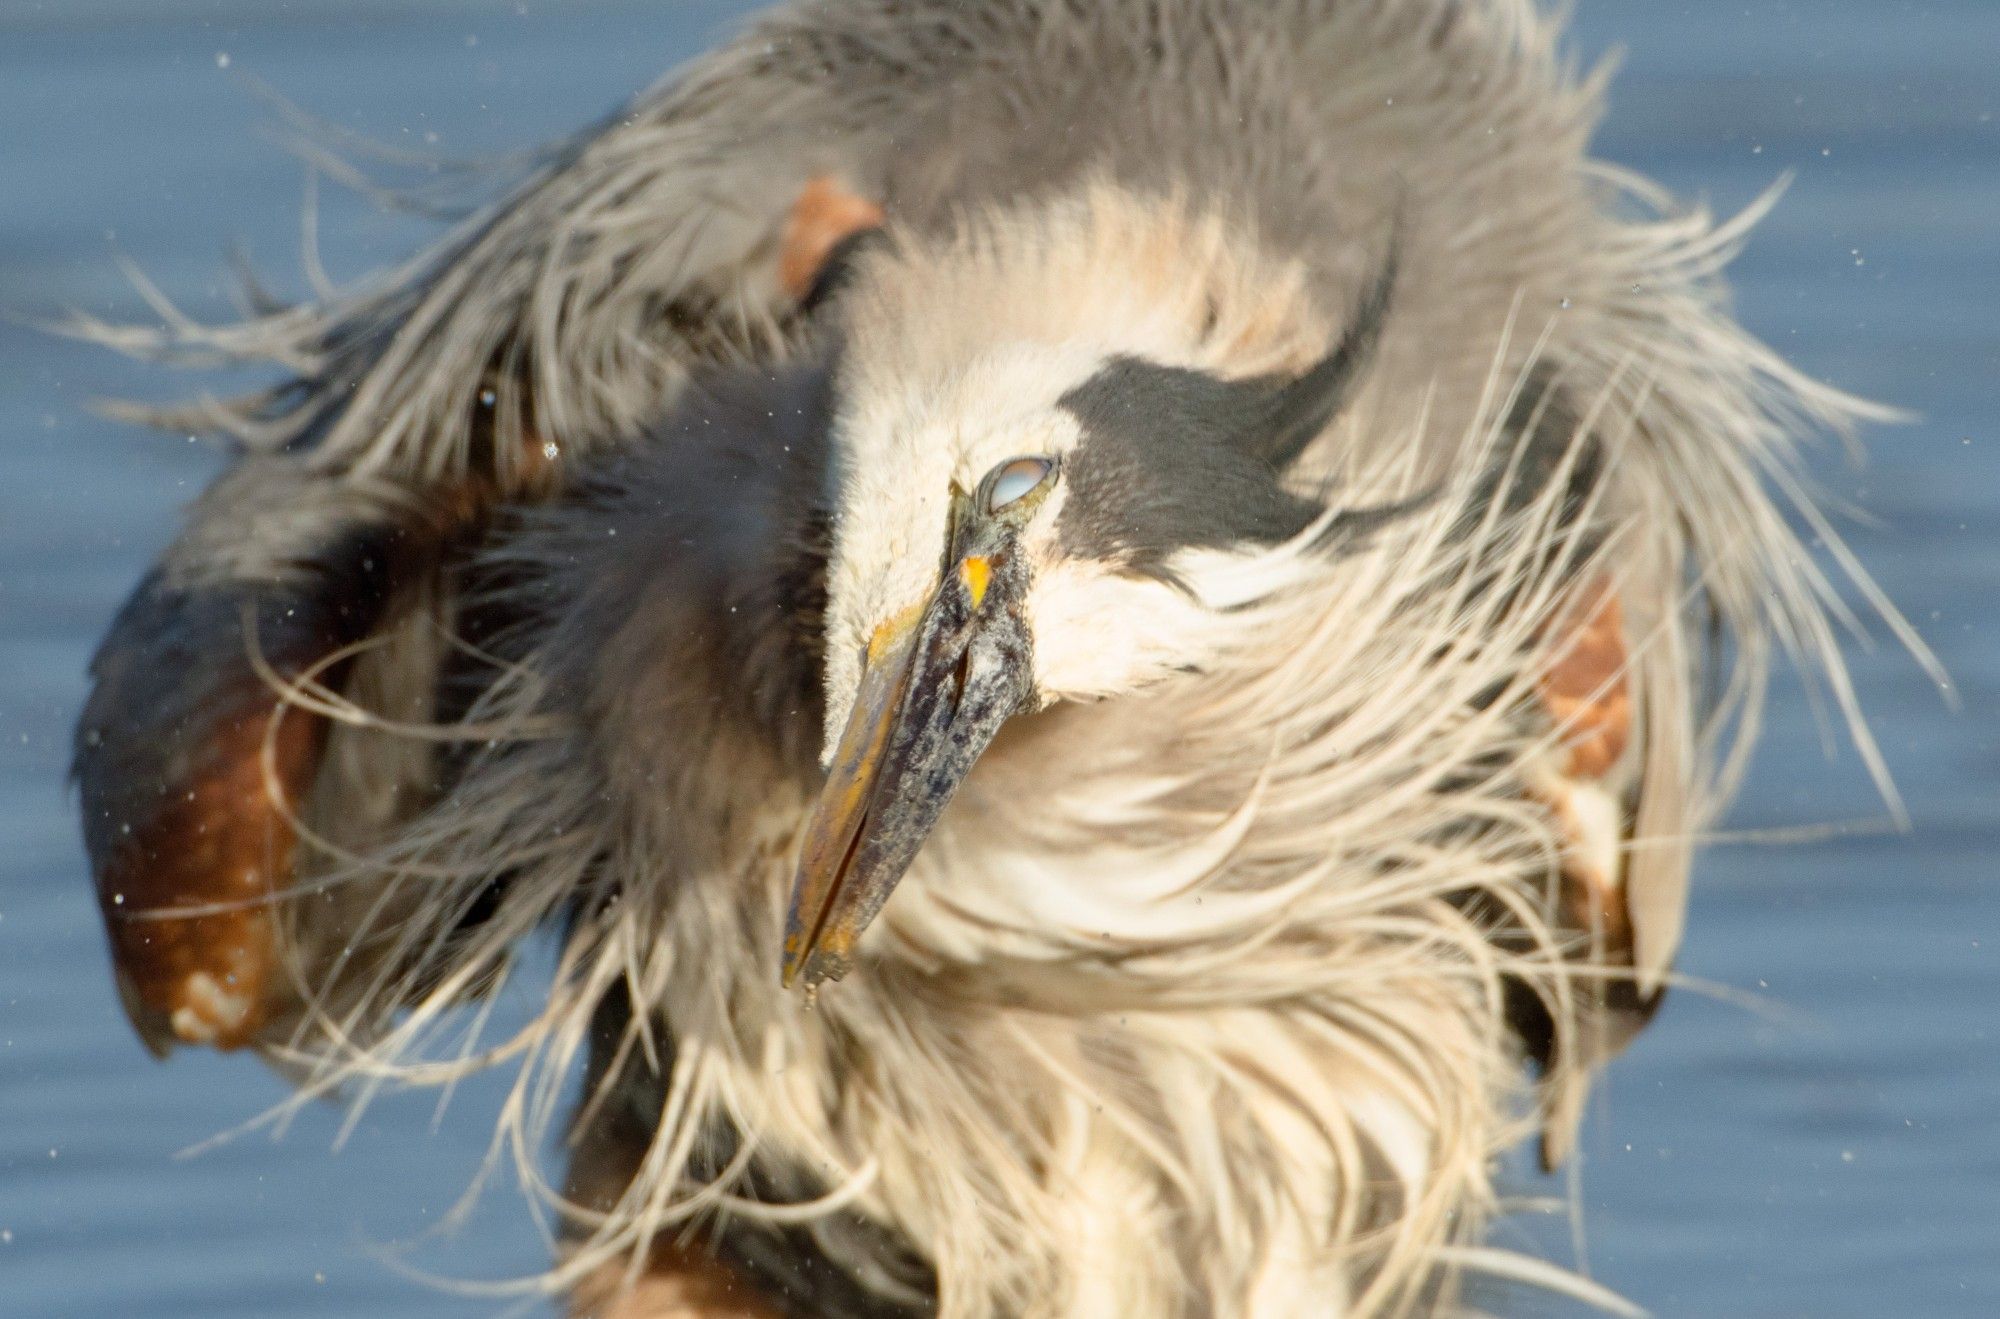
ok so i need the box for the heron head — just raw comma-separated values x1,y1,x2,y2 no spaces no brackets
783,213,1391,989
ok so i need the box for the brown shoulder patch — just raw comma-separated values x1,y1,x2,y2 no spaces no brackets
97,695,325,1050
81,393,564,1054
1538,578,1630,781
1523,574,1659,1167
779,175,885,302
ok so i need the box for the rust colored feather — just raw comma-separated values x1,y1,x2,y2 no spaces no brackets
1531,575,1638,954
75,556,387,1052
1539,578,1631,782
778,175,885,303
1527,575,1656,1168
93,691,327,1050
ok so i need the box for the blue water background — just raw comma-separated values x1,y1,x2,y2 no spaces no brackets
0,2,1993,1314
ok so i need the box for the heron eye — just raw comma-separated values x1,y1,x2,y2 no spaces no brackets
984,456,1057,514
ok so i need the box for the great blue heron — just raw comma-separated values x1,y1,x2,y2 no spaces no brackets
71,1,1905,1314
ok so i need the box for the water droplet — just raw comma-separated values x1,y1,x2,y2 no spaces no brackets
541,440,560,461
478,388,497,407
1559,297,1573,310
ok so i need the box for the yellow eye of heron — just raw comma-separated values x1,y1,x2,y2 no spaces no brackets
983,455,1057,514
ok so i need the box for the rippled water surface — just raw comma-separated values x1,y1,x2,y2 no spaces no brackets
1,3,1993,1314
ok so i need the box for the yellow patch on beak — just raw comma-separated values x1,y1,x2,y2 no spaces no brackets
960,556,992,610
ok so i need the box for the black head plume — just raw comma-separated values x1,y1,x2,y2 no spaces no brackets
1055,248,1401,574
1239,248,1398,470
799,227,892,318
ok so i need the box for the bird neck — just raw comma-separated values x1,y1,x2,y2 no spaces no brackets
628,535,1547,1313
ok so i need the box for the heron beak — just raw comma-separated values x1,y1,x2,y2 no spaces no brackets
783,546,1031,990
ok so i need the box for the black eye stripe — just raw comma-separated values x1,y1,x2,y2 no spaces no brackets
1053,357,1324,570
1050,252,1396,571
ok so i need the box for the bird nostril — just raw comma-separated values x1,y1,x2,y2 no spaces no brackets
947,646,974,723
